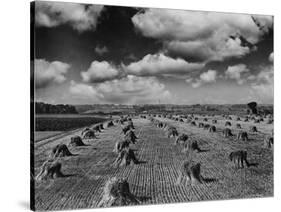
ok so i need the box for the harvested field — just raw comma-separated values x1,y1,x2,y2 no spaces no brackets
33,116,273,210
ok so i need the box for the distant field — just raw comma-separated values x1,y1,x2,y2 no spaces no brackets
35,114,108,131
35,114,109,118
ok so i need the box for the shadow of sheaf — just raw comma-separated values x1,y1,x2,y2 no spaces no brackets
60,173,77,178
247,162,259,167
138,196,152,202
202,177,218,184
198,149,210,153
68,153,79,157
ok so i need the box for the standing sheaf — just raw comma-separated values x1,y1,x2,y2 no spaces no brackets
176,161,203,186
222,128,233,137
122,124,134,135
113,148,139,167
237,131,248,141
229,150,249,168
182,140,201,153
92,125,102,132
236,123,242,129
174,133,189,145
125,130,138,144
167,126,179,138
83,129,97,139
212,119,217,124
36,159,64,181
198,123,204,128
69,135,86,146
225,121,232,127
250,125,258,132
98,177,140,207
51,144,73,158
114,140,130,153
208,125,216,132
264,135,273,149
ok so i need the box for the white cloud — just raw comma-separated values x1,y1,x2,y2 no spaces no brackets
166,36,251,62
191,80,202,88
269,52,274,62
70,75,171,104
185,78,193,83
225,64,249,84
95,46,108,56
186,70,217,88
251,65,273,103
98,75,171,104
132,9,272,43
132,9,272,62
124,53,204,77
200,70,217,82
81,61,121,83
70,80,104,101
35,59,70,88
35,2,104,32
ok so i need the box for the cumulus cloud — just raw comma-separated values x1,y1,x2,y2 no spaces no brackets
124,53,204,77
70,75,171,104
190,81,202,88
166,36,251,62
81,61,121,83
95,46,108,56
35,1,104,32
81,54,204,83
200,70,217,82
35,59,70,88
132,9,272,62
269,52,274,62
186,70,217,88
225,64,249,85
251,65,273,103
69,80,104,100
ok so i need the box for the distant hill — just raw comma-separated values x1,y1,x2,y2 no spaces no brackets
36,102,273,115
35,102,78,114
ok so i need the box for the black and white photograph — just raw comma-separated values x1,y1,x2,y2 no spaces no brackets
30,0,274,211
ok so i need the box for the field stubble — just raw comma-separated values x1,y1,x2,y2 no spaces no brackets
34,116,273,210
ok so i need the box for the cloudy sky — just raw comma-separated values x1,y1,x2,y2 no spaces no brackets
32,1,274,105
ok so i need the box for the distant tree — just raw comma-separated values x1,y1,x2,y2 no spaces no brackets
247,102,258,115
35,102,78,114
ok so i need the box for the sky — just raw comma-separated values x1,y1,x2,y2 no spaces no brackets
32,1,274,105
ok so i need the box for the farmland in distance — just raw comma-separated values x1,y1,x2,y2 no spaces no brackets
34,114,108,142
